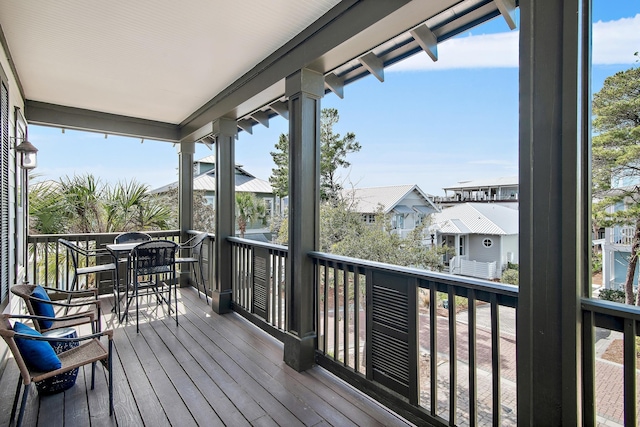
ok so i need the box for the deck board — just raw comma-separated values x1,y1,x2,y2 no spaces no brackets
0,287,414,426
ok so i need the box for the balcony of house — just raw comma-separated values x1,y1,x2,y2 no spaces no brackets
15,233,640,426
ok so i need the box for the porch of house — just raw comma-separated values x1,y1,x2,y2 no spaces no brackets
0,286,412,427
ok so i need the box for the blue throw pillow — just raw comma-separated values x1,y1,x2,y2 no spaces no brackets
13,322,62,372
31,285,55,329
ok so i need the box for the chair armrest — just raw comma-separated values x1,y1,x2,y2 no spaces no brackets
7,312,95,325
29,296,100,310
178,234,199,249
14,328,113,343
40,286,99,298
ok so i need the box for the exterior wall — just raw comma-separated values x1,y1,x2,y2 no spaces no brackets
390,192,433,236
468,234,501,267
0,39,26,379
501,234,519,265
612,251,639,290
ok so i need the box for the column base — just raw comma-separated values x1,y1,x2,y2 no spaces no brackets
283,332,317,372
211,290,232,314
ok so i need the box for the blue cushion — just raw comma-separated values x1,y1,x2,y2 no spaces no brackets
13,322,62,372
31,285,55,329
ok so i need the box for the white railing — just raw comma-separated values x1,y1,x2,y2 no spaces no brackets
455,258,497,280
610,226,635,246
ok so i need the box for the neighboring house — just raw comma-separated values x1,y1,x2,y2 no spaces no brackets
343,184,439,238
150,155,274,235
434,176,519,209
600,183,640,290
429,203,519,280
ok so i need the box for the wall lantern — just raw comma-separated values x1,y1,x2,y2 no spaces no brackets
13,137,38,169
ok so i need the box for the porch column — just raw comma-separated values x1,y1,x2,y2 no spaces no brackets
284,68,323,371
518,0,590,425
178,141,195,287
211,118,237,314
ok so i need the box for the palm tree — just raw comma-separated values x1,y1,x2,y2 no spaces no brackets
235,192,267,238
59,174,105,233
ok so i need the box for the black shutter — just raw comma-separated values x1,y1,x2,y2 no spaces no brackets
1,80,9,303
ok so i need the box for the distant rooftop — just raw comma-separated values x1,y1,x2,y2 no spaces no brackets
443,176,518,191
343,184,437,214
431,203,519,235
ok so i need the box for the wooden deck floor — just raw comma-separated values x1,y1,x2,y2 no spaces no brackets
0,287,413,427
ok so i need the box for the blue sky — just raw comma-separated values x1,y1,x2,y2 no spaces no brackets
29,1,640,196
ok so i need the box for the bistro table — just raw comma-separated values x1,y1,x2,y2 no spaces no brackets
106,242,142,322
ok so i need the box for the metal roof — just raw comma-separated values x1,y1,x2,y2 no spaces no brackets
431,202,518,235
443,176,519,191
150,166,272,195
0,0,514,143
344,184,438,214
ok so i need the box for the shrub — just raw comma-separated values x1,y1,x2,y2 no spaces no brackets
501,268,519,285
598,289,628,303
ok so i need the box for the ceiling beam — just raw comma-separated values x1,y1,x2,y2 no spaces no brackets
25,100,180,142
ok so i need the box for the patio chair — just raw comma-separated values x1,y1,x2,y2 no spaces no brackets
124,240,179,332
11,284,101,333
0,313,113,427
114,231,152,244
175,232,209,304
57,238,118,300
111,232,152,318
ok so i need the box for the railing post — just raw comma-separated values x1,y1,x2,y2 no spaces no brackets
211,118,237,314
178,141,195,288
518,0,590,424
284,68,323,371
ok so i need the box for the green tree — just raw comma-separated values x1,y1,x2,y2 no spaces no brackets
275,198,450,271
592,65,640,305
269,108,361,201
29,181,69,234
320,108,361,201
269,134,289,198
30,175,174,234
235,192,267,238
59,174,105,233
160,188,215,232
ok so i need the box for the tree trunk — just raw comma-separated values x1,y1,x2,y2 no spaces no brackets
624,220,640,305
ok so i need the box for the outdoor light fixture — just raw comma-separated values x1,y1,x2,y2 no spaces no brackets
12,137,39,170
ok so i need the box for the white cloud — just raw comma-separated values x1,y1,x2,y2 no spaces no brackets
390,14,640,72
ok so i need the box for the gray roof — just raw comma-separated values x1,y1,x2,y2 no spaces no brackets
443,176,518,191
431,203,518,235
343,184,438,215
150,169,272,195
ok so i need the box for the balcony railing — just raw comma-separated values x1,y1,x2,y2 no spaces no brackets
228,237,288,338
229,238,640,426
26,230,215,296
25,233,640,425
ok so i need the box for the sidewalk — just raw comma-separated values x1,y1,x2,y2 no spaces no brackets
431,303,636,426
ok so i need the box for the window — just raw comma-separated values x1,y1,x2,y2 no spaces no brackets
483,238,493,248
263,198,273,216
459,235,465,255
362,213,375,224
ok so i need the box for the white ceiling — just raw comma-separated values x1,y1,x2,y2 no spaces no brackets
0,0,341,124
